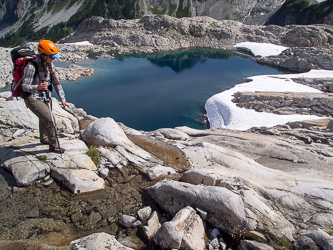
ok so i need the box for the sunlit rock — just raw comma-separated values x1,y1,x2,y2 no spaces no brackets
137,206,152,221
152,206,205,250
81,118,155,162
51,168,104,194
156,128,190,140
147,164,178,180
143,211,161,240
69,232,134,250
0,146,50,186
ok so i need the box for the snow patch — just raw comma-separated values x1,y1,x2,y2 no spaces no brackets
64,41,94,46
234,42,289,57
205,70,333,131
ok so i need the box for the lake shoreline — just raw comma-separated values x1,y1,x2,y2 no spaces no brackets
57,48,293,131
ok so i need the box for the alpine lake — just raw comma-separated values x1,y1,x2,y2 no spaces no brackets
55,48,293,131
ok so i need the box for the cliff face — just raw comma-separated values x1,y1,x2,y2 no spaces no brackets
137,0,285,24
0,0,30,30
0,0,83,42
266,0,333,26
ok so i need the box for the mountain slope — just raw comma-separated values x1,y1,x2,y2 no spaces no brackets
266,0,333,26
0,0,332,47
0,0,136,47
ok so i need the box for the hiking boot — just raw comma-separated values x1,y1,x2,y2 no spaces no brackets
40,140,49,145
49,147,65,154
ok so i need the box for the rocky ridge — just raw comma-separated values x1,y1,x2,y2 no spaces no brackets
0,0,299,39
1,14,333,250
60,15,333,51
233,91,333,117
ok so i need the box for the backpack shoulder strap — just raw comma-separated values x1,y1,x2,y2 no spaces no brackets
30,60,39,79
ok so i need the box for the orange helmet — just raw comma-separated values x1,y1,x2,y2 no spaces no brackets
38,40,60,59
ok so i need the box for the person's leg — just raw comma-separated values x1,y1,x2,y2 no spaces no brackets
39,119,48,144
24,96,59,150
39,98,54,144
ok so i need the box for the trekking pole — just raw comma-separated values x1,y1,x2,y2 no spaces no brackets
44,90,62,153
44,91,56,127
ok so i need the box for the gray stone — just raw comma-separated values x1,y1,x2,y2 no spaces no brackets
137,206,152,221
203,173,220,186
152,206,205,250
119,214,137,228
118,236,138,249
98,147,127,166
147,178,295,242
180,169,206,184
207,244,214,250
43,179,54,186
98,166,109,179
132,220,141,228
59,139,89,156
239,240,274,250
142,211,161,240
306,229,333,250
210,238,220,249
147,165,177,180
327,120,333,130
0,147,50,186
51,168,105,194
295,236,319,250
2,129,13,138
156,128,190,140
0,91,13,99
69,232,134,250
12,129,25,138
220,241,227,250
210,228,222,240
0,99,39,129
81,118,154,162
284,26,329,47
196,207,208,220
71,212,83,223
101,209,116,219
89,211,102,225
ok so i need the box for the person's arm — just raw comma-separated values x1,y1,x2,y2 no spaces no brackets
22,63,38,93
50,63,67,107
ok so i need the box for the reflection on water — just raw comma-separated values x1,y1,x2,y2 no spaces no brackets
117,49,241,72
57,49,291,131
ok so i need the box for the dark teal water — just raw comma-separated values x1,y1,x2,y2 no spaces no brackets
56,49,292,131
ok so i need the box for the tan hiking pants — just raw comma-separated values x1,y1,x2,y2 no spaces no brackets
24,95,59,150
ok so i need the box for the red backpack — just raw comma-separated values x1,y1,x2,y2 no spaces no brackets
10,46,38,99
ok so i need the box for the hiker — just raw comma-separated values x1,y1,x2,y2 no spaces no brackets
22,40,66,154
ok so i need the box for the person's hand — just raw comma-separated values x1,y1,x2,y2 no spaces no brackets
37,81,48,91
62,102,67,109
